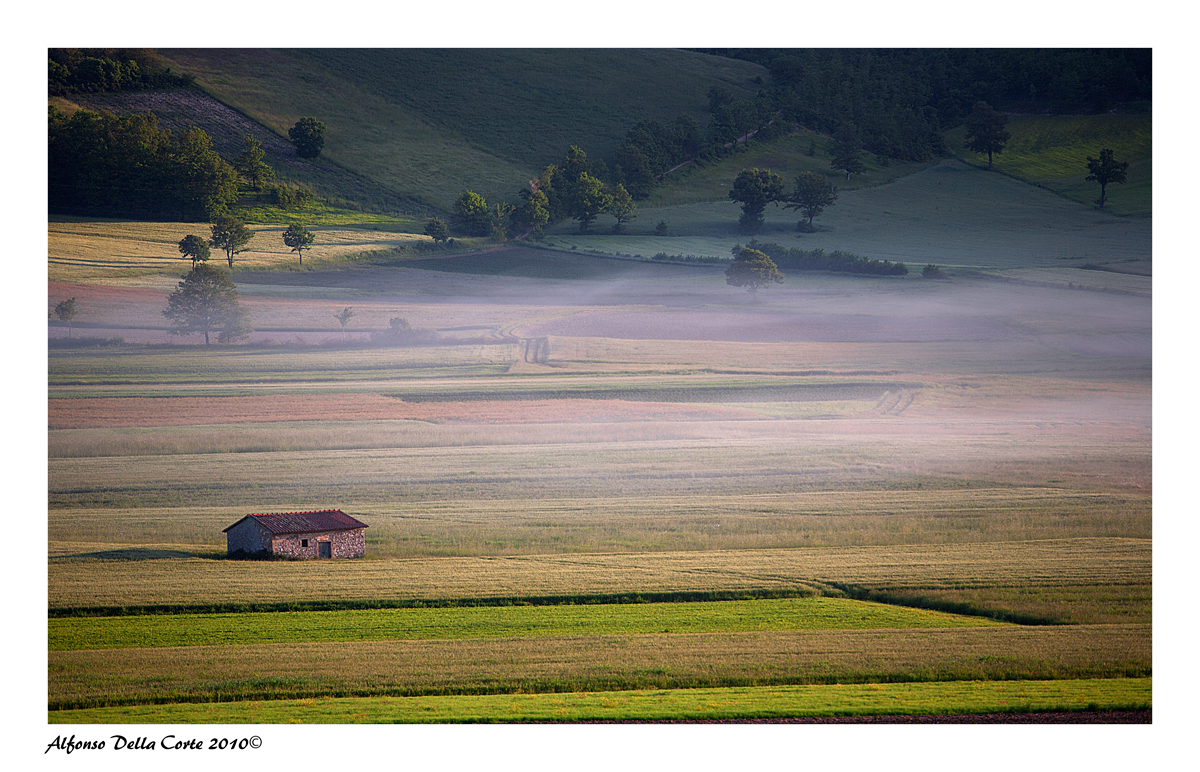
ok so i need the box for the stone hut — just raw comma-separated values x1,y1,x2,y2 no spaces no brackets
223,509,368,558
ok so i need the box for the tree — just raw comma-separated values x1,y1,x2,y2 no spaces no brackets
516,186,550,237
54,297,77,337
424,217,449,243
606,183,638,232
209,217,252,269
829,123,866,180
725,247,783,301
963,101,1010,169
288,117,326,159
453,191,491,236
571,173,612,233
785,172,838,230
728,168,786,231
233,134,274,190
1085,148,1129,209
490,202,516,242
282,224,315,265
333,306,355,341
178,234,210,268
162,264,252,344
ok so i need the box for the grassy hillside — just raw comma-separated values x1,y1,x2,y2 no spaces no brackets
154,49,766,211
946,113,1151,216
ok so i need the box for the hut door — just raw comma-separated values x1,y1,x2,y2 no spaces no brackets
319,541,332,558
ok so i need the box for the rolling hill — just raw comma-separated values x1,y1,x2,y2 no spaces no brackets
151,49,767,211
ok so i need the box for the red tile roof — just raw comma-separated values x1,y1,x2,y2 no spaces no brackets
223,509,368,535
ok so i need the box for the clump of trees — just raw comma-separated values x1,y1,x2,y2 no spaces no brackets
728,169,840,232
451,146,640,239
49,107,239,221
737,239,908,276
162,264,252,345
48,48,193,96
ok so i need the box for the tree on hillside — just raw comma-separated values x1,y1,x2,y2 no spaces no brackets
1085,148,1129,209
210,217,253,269
515,185,550,238
453,191,491,237
606,183,638,233
963,101,1010,169
333,307,355,341
424,217,449,243
282,224,315,265
53,297,78,337
829,123,866,180
288,117,326,159
728,168,786,232
725,247,783,301
571,173,612,233
178,234,211,268
785,172,838,230
163,264,252,345
233,134,275,190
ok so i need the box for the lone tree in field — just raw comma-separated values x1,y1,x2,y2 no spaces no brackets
424,217,449,243
725,247,783,301
1085,148,1129,209
729,168,786,232
163,264,252,345
829,123,866,180
178,234,211,268
53,297,77,337
210,216,253,269
963,101,1010,169
288,117,326,159
333,306,355,341
233,134,275,190
283,224,315,265
786,171,838,230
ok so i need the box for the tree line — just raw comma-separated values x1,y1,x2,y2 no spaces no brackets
704,48,1151,163
48,107,239,221
48,103,327,221
49,48,194,96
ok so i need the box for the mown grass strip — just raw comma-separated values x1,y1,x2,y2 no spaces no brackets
49,625,1150,711
49,597,1005,651
49,677,1151,724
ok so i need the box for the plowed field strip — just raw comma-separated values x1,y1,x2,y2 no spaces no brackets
49,395,762,428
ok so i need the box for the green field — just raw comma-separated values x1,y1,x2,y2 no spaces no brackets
53,678,1150,724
